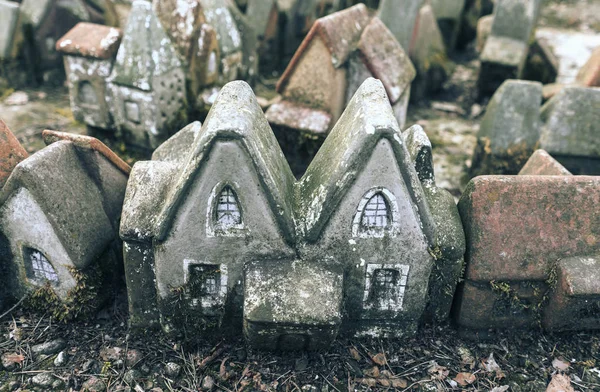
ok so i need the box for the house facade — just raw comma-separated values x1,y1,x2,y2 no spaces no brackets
107,0,186,149
266,4,416,137
57,23,122,130
0,130,129,317
121,78,462,349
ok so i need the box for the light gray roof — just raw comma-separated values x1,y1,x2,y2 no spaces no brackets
296,78,435,242
0,141,116,270
121,81,297,243
111,0,182,91
200,0,244,56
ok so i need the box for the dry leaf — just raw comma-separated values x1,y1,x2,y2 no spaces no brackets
356,378,377,387
458,346,476,369
428,361,450,380
546,374,575,392
364,366,380,378
454,372,476,386
371,353,387,366
349,347,361,361
378,378,391,387
390,378,408,388
481,353,505,379
552,358,571,371
3,353,25,366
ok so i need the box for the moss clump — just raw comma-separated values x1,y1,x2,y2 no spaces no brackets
24,263,106,322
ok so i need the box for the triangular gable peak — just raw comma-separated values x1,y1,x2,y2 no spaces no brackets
296,78,435,243
276,4,371,92
0,119,28,190
155,81,297,243
110,0,182,91
0,140,115,270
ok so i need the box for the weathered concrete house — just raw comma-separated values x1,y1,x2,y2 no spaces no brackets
122,78,462,349
153,0,258,110
57,23,122,130
266,4,415,138
0,130,130,318
121,81,297,333
107,0,186,149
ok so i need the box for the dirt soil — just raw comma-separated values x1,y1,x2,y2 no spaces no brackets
1,0,600,391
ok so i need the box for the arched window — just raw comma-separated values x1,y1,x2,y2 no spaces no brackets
361,193,391,233
352,188,398,238
213,185,243,234
23,247,58,285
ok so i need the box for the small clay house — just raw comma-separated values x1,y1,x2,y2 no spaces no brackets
266,4,416,138
121,79,462,349
56,23,122,130
107,0,186,149
0,130,130,318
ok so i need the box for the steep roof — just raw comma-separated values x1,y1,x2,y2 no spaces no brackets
56,22,122,59
152,0,204,61
200,0,244,56
121,81,297,243
0,119,28,190
277,4,371,91
276,5,415,104
0,140,118,270
110,0,182,91
296,78,435,242
356,17,416,103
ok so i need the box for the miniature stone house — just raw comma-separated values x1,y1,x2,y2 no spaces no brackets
0,130,130,317
107,0,186,149
57,23,122,130
455,174,600,332
266,4,416,139
120,82,297,333
121,78,462,349
478,0,542,97
152,0,258,110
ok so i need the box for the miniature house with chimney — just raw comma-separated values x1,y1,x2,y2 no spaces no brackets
121,79,462,349
266,4,416,138
107,0,186,149
0,129,130,318
57,23,122,130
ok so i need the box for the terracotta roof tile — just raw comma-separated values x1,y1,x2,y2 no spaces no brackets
0,119,28,189
56,22,122,59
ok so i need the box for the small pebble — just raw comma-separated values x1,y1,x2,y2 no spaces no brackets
54,351,68,367
4,91,28,106
202,375,215,391
164,362,181,378
82,376,107,392
32,339,66,356
32,372,54,388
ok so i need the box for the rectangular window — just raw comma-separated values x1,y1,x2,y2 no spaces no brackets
124,101,141,124
363,264,409,312
183,261,228,314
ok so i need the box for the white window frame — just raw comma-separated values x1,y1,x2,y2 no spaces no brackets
363,263,410,312
352,187,400,238
206,182,245,237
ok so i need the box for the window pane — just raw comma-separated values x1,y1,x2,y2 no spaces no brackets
23,248,58,285
360,192,391,233
215,186,242,229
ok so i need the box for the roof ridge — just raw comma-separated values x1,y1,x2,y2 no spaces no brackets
42,130,131,175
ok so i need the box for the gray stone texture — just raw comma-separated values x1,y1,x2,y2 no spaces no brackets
0,0,20,60
539,87,600,174
409,4,451,100
122,79,463,348
0,131,128,311
403,125,465,322
431,0,465,50
377,0,424,52
478,0,542,97
108,0,186,149
470,80,543,176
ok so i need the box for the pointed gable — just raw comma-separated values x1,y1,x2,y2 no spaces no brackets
110,0,182,91
0,140,119,270
0,120,28,190
296,78,435,242
122,81,297,243
277,4,370,92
